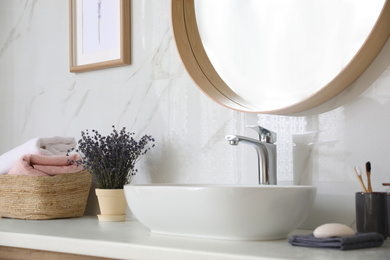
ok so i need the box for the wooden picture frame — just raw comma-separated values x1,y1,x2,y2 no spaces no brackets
69,0,130,72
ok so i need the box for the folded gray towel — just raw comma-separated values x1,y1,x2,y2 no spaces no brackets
288,232,384,250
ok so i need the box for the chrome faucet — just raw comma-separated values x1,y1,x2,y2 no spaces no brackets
226,125,277,185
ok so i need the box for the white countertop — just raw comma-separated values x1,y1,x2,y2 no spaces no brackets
0,216,389,260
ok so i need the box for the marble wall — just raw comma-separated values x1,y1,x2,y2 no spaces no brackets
1,0,390,229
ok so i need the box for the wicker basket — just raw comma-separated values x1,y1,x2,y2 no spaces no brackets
0,170,92,220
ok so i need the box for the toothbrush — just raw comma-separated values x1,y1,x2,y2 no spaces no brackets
354,166,368,193
366,161,372,193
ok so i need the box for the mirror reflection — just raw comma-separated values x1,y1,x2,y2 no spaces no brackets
194,0,385,111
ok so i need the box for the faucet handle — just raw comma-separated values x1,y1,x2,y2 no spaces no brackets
247,125,277,144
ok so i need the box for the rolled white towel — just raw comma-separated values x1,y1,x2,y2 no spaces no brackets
0,136,77,175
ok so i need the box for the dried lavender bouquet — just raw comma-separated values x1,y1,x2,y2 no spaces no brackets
70,126,155,189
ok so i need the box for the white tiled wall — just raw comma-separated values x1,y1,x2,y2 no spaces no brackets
1,0,390,229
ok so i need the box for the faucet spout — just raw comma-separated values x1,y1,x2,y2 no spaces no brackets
226,135,242,145
225,134,277,185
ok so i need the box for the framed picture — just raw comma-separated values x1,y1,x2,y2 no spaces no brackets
69,0,130,72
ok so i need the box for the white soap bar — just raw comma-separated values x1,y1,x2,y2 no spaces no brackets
313,223,355,238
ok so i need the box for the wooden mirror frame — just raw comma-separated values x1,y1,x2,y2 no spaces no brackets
172,0,390,114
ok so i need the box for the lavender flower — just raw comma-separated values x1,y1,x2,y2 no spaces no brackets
70,126,155,189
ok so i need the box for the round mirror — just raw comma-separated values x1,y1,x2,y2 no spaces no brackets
172,0,390,114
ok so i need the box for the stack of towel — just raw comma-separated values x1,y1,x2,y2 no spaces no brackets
289,232,384,250
0,137,83,176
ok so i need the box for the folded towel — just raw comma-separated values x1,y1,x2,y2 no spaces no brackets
288,233,384,250
0,137,77,175
7,154,82,176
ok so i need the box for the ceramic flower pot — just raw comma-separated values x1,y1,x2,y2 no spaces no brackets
95,188,127,222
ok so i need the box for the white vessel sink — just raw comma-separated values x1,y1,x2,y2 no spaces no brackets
124,184,316,241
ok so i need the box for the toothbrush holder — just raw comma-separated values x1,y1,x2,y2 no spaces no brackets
355,192,388,238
